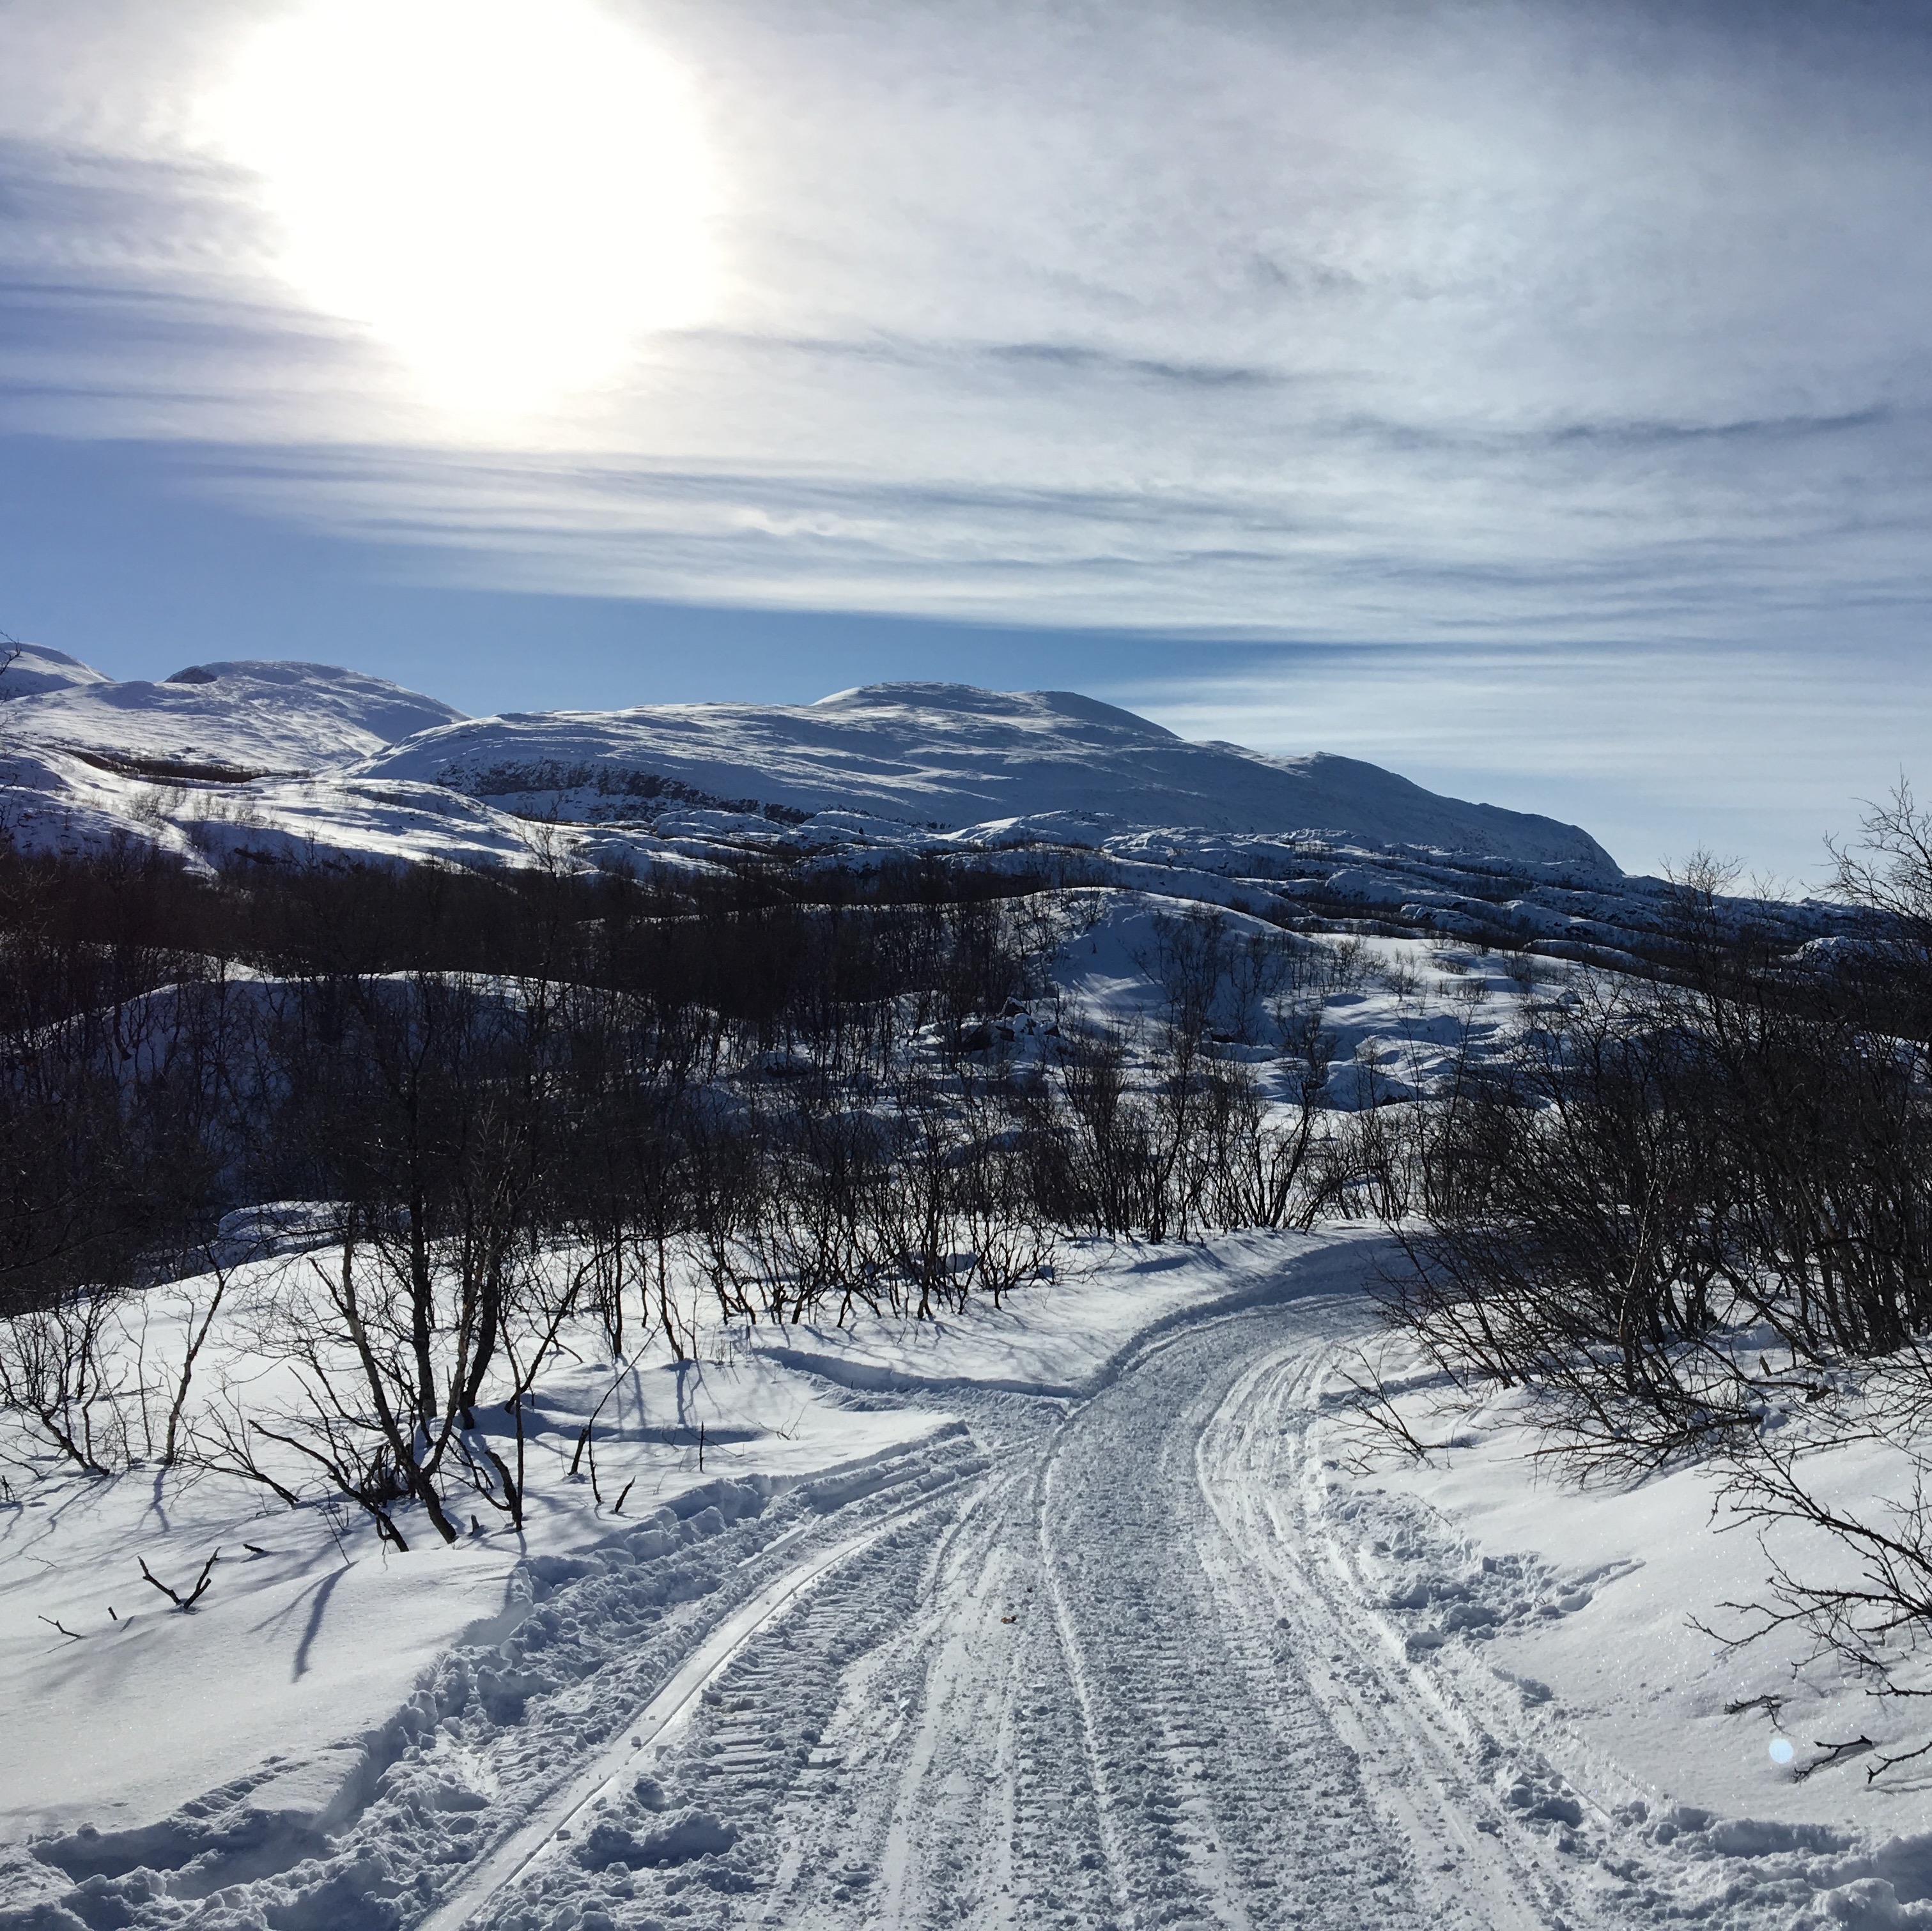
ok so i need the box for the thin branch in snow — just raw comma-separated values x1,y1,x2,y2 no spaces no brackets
138,1548,218,1610
1793,1735,1874,1780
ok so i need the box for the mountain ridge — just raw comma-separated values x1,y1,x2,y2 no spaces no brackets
1,648,466,774
354,679,1619,873
1,646,1618,871
1,647,1869,974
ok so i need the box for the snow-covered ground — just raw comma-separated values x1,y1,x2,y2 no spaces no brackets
0,916,1923,1927
9,1229,1932,1930
6,645,1923,1928
1350,1357,1913,1819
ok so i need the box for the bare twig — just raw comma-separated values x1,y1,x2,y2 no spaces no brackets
1870,1735,1932,1783
138,1548,218,1611
1793,1735,1874,1781
1331,1346,1442,1467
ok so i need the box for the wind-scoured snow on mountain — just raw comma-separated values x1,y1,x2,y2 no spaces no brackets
0,647,465,775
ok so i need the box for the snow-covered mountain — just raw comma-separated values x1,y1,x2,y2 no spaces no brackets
0,642,112,700
357,681,1617,873
1,648,465,774
1,654,1607,867
2,646,1853,965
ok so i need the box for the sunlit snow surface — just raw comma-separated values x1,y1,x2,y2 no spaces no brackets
8,1217,1932,1928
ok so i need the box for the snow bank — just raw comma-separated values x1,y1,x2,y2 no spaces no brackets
1320,1348,1932,1854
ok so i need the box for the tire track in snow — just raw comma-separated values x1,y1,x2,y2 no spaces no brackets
24,1273,1830,1931
1037,1312,1428,1930
1195,1329,1571,1931
432,1291,1566,1931
422,1482,961,1931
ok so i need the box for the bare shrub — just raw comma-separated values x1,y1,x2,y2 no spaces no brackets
0,1290,135,1475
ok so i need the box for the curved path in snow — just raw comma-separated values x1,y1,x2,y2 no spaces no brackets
445,1286,1616,1931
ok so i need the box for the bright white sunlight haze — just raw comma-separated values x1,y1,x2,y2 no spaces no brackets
203,0,718,415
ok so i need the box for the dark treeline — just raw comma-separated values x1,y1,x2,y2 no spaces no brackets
0,838,1056,1317
0,835,1358,1324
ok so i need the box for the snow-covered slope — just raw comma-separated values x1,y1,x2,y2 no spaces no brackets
4,649,1862,964
360,681,1618,873
0,642,111,699
1,656,465,775
7,1224,1930,1930
0,648,1868,966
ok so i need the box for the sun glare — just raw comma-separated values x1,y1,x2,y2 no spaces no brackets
205,0,718,415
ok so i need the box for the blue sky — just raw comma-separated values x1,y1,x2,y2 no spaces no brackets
3,0,1930,879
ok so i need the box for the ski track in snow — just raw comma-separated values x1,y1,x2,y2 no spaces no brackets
11,1287,1890,1930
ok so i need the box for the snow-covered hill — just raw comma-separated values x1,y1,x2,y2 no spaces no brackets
3,647,1855,965
358,681,1618,873
0,642,111,700
1,652,465,775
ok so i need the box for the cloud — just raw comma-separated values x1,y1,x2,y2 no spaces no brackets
1,0,1931,649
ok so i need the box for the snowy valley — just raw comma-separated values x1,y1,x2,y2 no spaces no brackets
2,649,1930,1930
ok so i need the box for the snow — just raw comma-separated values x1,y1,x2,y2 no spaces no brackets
9,1220,1932,1928
0,648,1865,971
358,680,1620,870
1,657,465,775
0,1269,955,1844
1340,1355,1932,1843
0,644,110,701
6,647,1926,1928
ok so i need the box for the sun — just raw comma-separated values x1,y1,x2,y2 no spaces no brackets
204,0,718,416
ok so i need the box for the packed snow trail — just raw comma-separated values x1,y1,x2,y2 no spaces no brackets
423,1496,946,1931
14,1255,1927,1928
439,1281,1595,1931
19,1260,1788,1931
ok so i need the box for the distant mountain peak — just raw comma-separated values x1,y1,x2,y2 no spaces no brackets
808,682,1179,741
362,678,1616,873
0,654,1621,878
4,652,465,773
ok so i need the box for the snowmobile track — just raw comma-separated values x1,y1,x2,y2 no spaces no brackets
13,1273,1743,1930
423,1484,961,1931
438,1284,1616,1930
